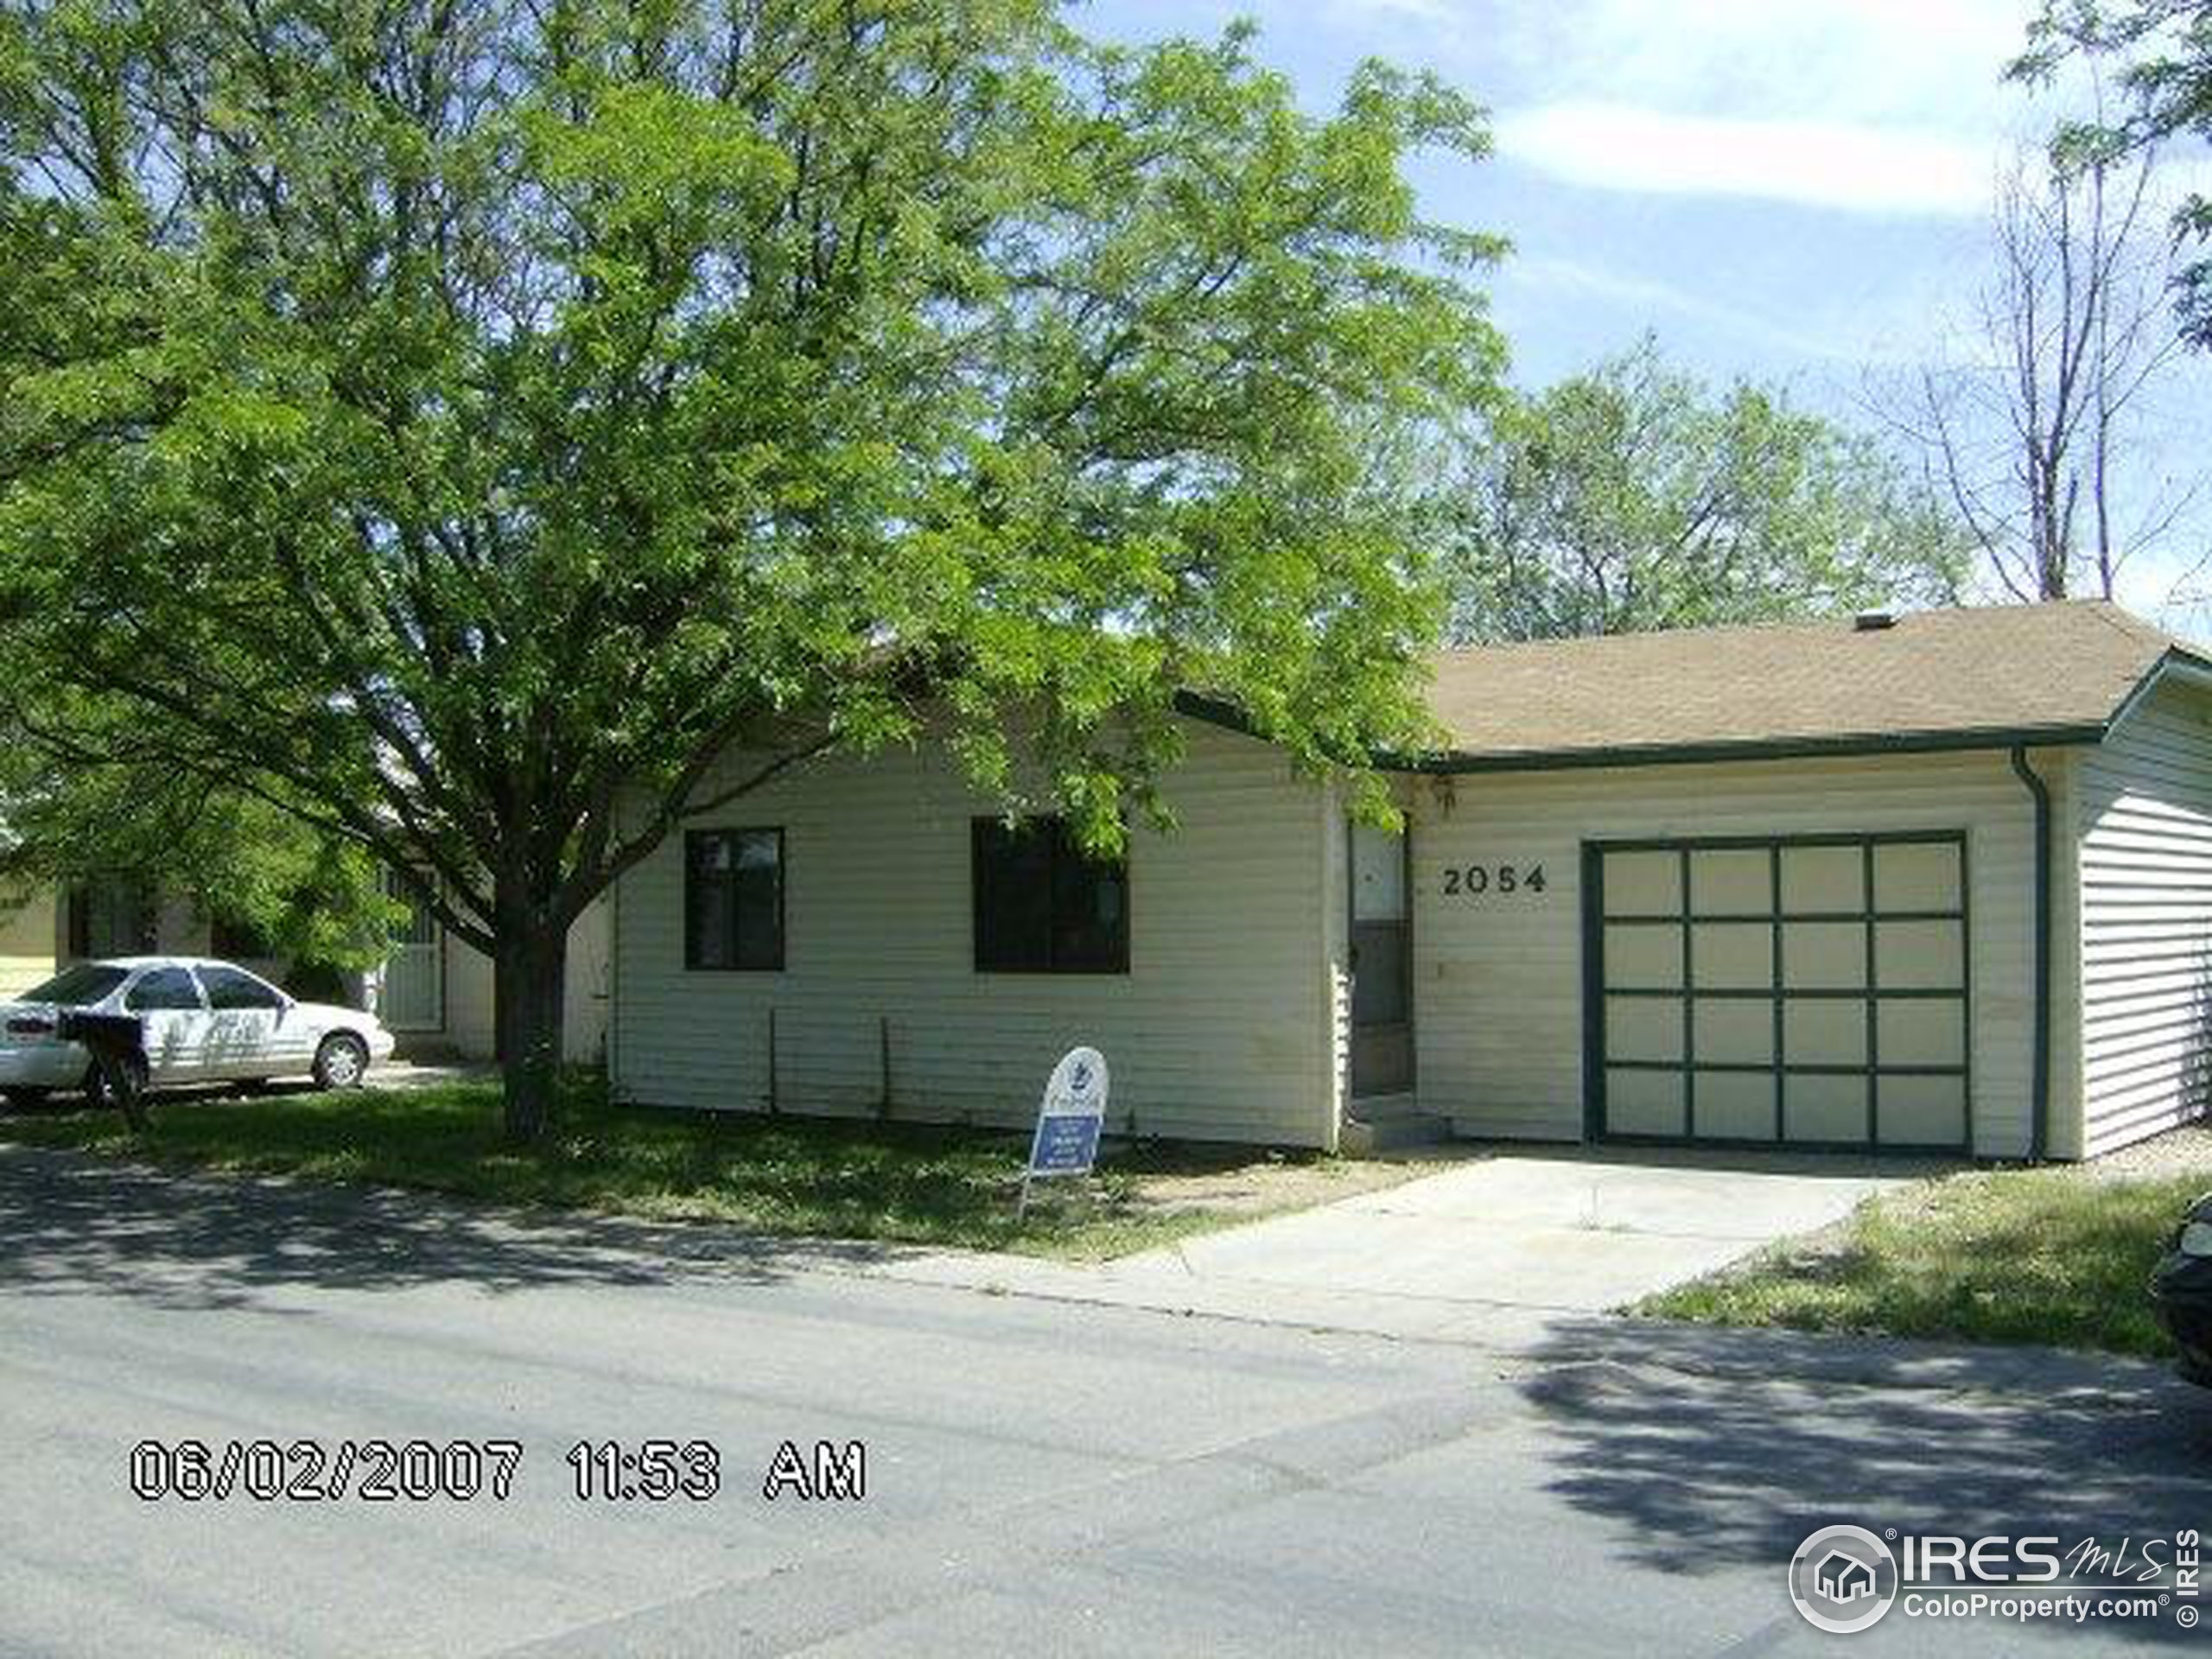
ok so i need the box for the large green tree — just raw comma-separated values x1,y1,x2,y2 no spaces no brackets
1446,340,1969,644
2018,0,2212,346
0,3,1502,1136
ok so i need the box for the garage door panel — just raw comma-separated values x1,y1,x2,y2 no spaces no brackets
1781,921,1866,989
1604,852,1681,917
1605,1069,1684,1136
1876,999,1967,1067
1873,841,1962,912
1605,925,1681,988
1878,1073,1967,1147
1694,1071,1777,1141
1784,1074,1870,1143
1780,845,1864,913
1691,923,1771,988
1874,920,1964,990
1689,849,1770,914
1783,999,1866,1066
1605,996,1682,1062
1694,997,1773,1065
1594,834,1968,1152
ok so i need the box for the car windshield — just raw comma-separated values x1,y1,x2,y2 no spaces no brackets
17,963,130,1007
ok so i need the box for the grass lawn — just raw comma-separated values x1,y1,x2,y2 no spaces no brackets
1642,1164,2204,1357
0,1074,1407,1261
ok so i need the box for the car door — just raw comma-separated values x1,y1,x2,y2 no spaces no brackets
194,964,295,1079
122,966,212,1083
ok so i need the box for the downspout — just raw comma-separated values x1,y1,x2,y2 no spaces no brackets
2009,746,2051,1162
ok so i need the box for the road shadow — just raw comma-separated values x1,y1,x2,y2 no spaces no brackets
0,1144,916,1313
1522,1316,2212,1645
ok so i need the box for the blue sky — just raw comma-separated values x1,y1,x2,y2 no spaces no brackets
1084,0,2212,631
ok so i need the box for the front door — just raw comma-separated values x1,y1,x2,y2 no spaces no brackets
1350,820,1413,1097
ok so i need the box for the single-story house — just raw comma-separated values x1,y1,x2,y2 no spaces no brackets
596,599,2210,1160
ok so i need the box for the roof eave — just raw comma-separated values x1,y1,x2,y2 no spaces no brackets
1382,722,2113,775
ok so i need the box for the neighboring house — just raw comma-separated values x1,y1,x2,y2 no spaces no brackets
0,883,57,1002
6,871,610,1068
606,601,2212,1161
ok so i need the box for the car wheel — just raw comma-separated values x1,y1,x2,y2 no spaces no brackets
81,1057,149,1109
2,1087,49,1111
312,1033,370,1091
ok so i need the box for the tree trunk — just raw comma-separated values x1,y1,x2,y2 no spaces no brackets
495,925,567,1143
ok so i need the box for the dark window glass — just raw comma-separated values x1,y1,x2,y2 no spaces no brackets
686,830,784,970
199,965,286,1011
125,968,205,1013
22,964,128,1007
973,817,1129,974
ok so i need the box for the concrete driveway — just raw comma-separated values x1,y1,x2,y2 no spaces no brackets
881,1146,1923,1344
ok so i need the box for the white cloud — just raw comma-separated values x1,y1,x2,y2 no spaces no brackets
1497,103,1996,216
1467,0,2037,131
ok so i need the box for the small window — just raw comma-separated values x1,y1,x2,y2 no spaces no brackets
686,829,784,970
199,965,287,1011
125,967,205,1013
972,816,1128,974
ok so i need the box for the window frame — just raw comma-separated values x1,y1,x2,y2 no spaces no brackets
683,827,786,973
970,814,1131,976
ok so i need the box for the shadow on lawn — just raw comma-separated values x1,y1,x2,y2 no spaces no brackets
1521,1317,2212,1647
0,1142,910,1313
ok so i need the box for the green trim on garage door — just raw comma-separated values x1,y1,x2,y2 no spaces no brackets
1583,831,1972,1154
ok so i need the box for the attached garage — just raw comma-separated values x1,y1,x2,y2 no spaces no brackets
1588,834,1970,1150
1403,601,2212,1162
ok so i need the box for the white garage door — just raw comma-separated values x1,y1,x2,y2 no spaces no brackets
1589,834,1968,1150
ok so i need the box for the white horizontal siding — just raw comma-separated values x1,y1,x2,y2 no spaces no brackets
2076,677,2212,1156
1409,750,2043,1157
0,883,54,1001
610,720,1336,1147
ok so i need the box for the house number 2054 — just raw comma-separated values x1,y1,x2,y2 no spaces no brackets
1441,863,1547,896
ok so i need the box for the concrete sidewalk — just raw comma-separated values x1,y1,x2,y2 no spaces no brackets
870,1146,1926,1346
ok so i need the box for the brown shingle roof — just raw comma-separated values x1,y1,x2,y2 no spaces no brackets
1415,601,2206,771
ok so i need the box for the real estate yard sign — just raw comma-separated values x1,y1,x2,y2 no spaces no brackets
1018,1046,1109,1217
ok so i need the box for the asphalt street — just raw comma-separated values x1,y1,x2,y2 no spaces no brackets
3,1143,2210,1656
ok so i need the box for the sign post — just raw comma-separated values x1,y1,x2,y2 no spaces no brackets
1017,1046,1109,1218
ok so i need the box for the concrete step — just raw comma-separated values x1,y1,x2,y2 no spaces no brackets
1341,1099,1454,1155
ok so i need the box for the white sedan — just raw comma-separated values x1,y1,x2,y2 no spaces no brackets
0,957,397,1107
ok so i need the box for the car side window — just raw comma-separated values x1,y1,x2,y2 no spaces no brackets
125,968,206,1013
198,966,286,1012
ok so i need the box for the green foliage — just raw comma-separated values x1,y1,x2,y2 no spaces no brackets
1643,1164,2197,1357
1445,339,1969,642
2017,0,2212,346
0,735,401,972
0,4,1502,1128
